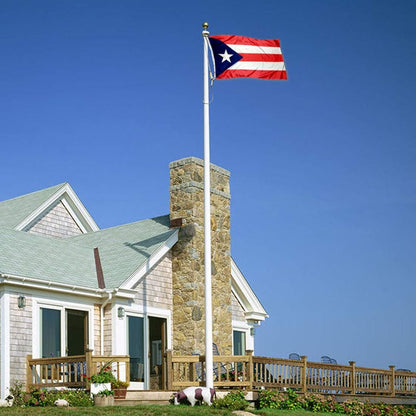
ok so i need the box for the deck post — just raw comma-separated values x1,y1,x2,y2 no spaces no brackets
349,361,356,395
85,350,93,389
246,350,254,390
301,355,307,393
26,355,32,392
166,350,173,391
389,365,395,396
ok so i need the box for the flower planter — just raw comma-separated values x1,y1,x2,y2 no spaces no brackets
113,387,127,399
94,395,114,407
90,383,111,396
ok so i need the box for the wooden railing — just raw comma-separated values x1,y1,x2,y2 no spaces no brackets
167,352,416,397
166,350,253,391
26,351,130,391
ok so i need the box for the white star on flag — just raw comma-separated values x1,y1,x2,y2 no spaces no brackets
218,49,233,63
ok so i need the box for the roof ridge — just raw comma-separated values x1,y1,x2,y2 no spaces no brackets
0,183,67,204
70,214,170,237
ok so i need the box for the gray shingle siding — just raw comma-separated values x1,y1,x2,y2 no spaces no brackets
27,201,82,238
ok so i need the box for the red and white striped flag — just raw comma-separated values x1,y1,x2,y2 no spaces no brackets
209,35,287,80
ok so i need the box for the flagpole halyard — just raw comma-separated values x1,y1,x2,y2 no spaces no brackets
202,21,214,389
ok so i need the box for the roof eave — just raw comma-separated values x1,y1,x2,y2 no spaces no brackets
231,258,268,322
0,272,135,300
119,228,179,290
15,183,99,233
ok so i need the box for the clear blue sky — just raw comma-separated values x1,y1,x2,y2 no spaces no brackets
1,0,415,370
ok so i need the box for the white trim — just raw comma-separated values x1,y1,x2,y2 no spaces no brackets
15,183,99,233
124,306,171,391
0,291,10,399
60,197,88,234
120,230,179,290
33,297,95,359
232,320,254,353
0,273,135,300
231,258,268,322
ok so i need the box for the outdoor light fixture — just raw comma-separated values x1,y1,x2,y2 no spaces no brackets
117,307,125,318
18,295,26,309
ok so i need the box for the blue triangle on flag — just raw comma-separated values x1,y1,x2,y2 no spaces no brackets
209,38,242,78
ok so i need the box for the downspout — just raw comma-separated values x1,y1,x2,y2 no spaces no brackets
100,291,113,355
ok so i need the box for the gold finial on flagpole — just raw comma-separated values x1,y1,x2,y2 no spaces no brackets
202,22,209,37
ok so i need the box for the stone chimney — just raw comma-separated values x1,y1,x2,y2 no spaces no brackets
170,157,232,355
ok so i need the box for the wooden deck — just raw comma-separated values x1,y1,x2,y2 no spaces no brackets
26,351,416,404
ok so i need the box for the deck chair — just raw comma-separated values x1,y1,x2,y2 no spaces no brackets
212,343,228,380
288,353,301,384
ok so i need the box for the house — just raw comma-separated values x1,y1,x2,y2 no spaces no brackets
0,156,268,397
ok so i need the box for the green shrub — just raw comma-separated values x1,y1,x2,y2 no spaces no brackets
257,389,288,409
24,387,93,407
9,379,26,407
212,390,249,410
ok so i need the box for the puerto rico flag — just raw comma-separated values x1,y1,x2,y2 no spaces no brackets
209,35,287,80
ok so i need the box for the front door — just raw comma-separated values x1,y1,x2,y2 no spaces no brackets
128,316,145,389
149,317,166,390
41,308,61,358
127,316,166,390
66,309,88,356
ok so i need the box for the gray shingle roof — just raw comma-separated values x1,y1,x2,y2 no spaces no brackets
0,226,96,287
0,183,66,229
68,215,176,288
0,180,177,290
0,215,175,290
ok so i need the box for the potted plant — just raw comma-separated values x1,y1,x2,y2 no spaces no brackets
112,379,130,399
88,362,117,396
93,389,114,407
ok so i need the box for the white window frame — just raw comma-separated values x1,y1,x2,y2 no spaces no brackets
32,298,94,358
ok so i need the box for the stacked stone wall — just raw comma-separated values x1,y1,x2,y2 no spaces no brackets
170,157,232,355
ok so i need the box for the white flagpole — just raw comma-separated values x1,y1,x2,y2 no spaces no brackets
202,21,213,389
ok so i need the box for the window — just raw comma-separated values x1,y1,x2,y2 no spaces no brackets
41,308,61,358
40,306,89,358
128,316,145,382
233,330,246,356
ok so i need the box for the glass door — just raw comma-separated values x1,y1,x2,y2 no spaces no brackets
41,308,61,358
66,309,88,356
149,317,166,390
128,316,145,388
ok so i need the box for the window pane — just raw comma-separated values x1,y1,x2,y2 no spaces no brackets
41,308,61,358
128,316,144,382
233,330,246,356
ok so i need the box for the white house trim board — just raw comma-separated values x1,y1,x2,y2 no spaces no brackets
0,273,136,301
120,229,179,290
232,320,253,354
32,298,95,359
15,183,99,233
0,291,10,399
231,258,268,322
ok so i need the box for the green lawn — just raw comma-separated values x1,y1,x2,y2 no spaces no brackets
0,406,340,416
